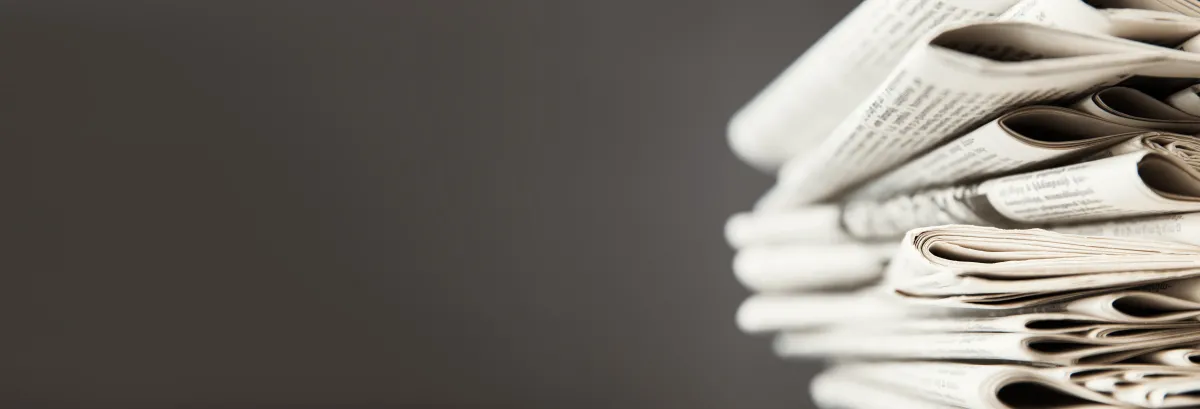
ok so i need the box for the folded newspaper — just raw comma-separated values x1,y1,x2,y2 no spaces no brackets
730,135,1200,244
814,362,1200,409
723,0,1200,407
886,225,1200,305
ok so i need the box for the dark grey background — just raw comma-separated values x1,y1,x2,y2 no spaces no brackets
8,1,857,408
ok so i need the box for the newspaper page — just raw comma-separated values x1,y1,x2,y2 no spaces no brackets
733,243,894,292
736,290,920,333
1051,364,1200,384
810,369,961,409
823,313,1200,336
817,362,1121,409
1114,379,1200,407
1054,212,1200,245
737,280,1200,333
1130,345,1200,366
776,329,1200,365
1167,84,1200,115
1061,283,1200,322
817,362,1200,409
1090,0,1200,17
1092,132,1200,166
738,285,1200,333
724,205,852,248
845,105,1148,201
756,21,1200,209
884,225,1200,298
1182,32,1200,51
840,148,1200,240
725,209,1200,248
1103,8,1200,44
1053,365,1200,408
892,273,1200,310
1072,87,1200,132
740,291,1200,332
976,150,1200,225
727,0,1019,170
1002,0,1200,45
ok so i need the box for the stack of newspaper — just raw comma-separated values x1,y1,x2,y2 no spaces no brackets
725,0,1200,407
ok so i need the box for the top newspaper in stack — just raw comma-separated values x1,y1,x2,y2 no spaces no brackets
757,20,1200,208
729,0,1200,172
727,0,1023,170
731,0,1200,210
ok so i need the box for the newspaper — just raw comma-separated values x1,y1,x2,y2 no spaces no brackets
727,0,1019,170
886,225,1200,306
841,148,1200,240
756,21,1200,209
848,88,1200,201
724,204,854,248
845,105,1150,201
1002,0,1200,44
727,209,1200,250
736,289,937,334
739,291,1200,334
1090,0,1200,17
1053,205,1200,244
739,274,1200,330
1130,344,1200,366
1059,285,1200,322
776,328,1200,365
1092,132,1200,166
726,212,1200,305
1167,84,1200,115
810,368,962,409
1072,87,1200,132
733,243,894,293
1113,378,1200,407
813,362,1200,409
1183,33,1200,51
739,278,1200,332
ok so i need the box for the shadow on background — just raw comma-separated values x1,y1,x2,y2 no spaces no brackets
8,1,855,408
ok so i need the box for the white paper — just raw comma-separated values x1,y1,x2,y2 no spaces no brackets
728,0,1019,170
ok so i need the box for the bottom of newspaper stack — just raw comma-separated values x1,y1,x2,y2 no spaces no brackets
746,225,1200,409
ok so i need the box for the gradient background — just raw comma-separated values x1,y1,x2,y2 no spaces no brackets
11,1,857,408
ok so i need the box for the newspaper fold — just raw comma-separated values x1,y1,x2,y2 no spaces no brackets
1062,289,1200,322
1131,344,1200,366
1072,86,1200,133
1095,132,1200,167
1167,84,1200,115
